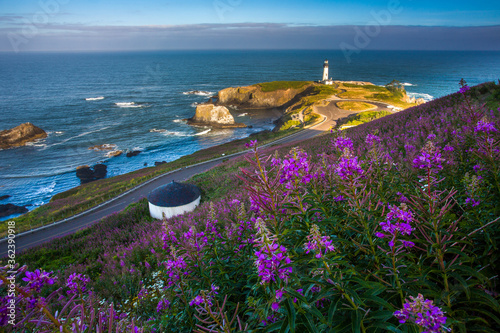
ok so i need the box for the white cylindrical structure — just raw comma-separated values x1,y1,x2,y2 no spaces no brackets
148,181,201,220
323,60,329,81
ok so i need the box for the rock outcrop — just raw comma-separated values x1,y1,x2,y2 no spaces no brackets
217,84,311,109
0,204,28,218
0,123,47,149
126,150,141,158
187,104,246,128
0,195,10,201
76,164,107,184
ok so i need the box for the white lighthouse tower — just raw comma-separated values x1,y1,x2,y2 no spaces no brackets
322,60,333,85
323,60,329,81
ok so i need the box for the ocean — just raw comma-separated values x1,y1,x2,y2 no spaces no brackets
1,50,499,219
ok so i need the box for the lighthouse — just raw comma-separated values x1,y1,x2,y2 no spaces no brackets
322,59,333,85
323,59,329,81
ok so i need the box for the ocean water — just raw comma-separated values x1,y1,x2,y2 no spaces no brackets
1,50,499,219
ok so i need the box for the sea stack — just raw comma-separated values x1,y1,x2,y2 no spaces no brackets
0,123,47,149
187,104,246,128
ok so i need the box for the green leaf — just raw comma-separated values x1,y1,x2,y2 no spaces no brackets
284,299,296,333
351,310,362,333
303,313,320,333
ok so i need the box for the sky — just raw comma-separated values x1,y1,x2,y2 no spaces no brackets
0,0,499,52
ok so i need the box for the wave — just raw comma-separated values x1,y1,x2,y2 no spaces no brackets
172,119,186,124
402,83,415,86
408,92,434,102
86,96,105,101
47,126,112,148
150,128,167,133
237,113,248,117
182,90,215,97
190,102,199,107
195,129,211,136
150,129,193,137
115,102,143,108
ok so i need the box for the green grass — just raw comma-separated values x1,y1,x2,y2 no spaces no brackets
340,110,393,127
337,82,413,108
337,101,376,111
256,81,311,92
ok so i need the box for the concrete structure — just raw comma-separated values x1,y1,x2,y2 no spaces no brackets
322,59,334,85
147,181,201,220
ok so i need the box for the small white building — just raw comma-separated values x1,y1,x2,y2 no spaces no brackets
322,59,334,85
148,181,201,220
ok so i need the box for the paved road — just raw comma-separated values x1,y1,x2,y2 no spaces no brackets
0,117,330,257
0,97,392,257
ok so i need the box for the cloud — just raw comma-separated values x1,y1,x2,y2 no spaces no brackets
0,22,499,52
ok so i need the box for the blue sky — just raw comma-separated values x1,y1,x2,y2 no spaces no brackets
0,0,499,51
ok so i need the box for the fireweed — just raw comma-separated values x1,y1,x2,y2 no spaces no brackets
2,81,499,332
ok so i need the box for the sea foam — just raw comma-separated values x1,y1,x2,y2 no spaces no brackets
115,102,142,108
183,91,215,97
408,92,434,102
86,96,105,101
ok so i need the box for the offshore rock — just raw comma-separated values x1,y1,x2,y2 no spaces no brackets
76,164,107,184
0,123,47,149
0,195,10,201
187,104,246,128
126,150,141,158
0,203,28,218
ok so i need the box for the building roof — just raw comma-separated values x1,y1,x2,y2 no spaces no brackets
147,181,201,208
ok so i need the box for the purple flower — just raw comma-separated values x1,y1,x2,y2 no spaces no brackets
254,241,292,284
365,134,381,146
412,151,444,171
334,195,345,202
22,269,55,293
66,273,90,295
465,197,480,207
271,302,280,311
333,136,354,152
394,294,447,332
304,224,335,258
474,120,498,134
334,156,364,180
459,85,470,94
245,140,258,148
156,299,171,313
278,149,312,190
377,204,414,249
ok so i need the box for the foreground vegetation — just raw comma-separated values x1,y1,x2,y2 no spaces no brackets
2,80,499,332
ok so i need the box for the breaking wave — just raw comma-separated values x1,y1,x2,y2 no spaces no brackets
115,102,143,108
183,91,215,97
86,96,105,101
408,92,434,102
402,83,415,86
195,129,211,136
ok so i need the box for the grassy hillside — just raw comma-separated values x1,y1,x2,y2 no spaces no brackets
255,81,312,92
4,81,500,332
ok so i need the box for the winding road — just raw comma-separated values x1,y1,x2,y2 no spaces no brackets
0,97,393,257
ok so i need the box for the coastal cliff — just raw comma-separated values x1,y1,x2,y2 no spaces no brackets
0,122,47,149
217,82,313,109
187,104,246,128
